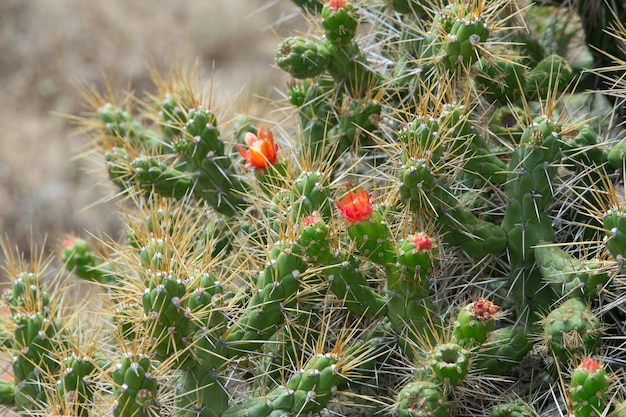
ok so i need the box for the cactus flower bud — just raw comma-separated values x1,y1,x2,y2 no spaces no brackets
412,233,433,252
335,188,372,223
326,0,348,10
237,127,279,169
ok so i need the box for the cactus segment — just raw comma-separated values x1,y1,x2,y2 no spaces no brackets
97,102,162,150
474,325,532,375
55,354,98,417
130,156,193,200
175,367,229,417
222,352,345,417
112,354,160,417
346,210,396,265
396,379,449,417
224,244,308,355
525,54,573,101
439,18,489,71
398,117,442,162
430,343,469,386
603,206,626,260
0,378,15,405
321,1,358,46
501,115,562,321
289,171,332,221
452,298,499,348
541,298,602,363
534,244,609,299
325,253,387,317
488,400,536,417
276,36,331,79
297,214,332,264
570,358,610,417
475,58,527,104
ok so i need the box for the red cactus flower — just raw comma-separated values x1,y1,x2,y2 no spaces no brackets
471,297,500,321
336,187,372,223
412,233,433,252
237,127,279,169
578,357,603,374
327,0,348,10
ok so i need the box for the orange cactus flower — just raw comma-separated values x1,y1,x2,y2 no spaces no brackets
412,233,433,252
336,187,372,223
327,0,348,10
237,127,279,169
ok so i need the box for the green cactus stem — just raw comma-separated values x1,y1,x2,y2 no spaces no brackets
541,298,602,364
396,378,449,417
430,342,470,386
570,357,610,417
61,236,115,284
336,188,396,265
112,353,160,417
55,353,99,417
97,102,162,151
321,0,359,46
525,54,573,101
276,37,331,80
501,115,562,323
603,205,626,262
223,243,308,356
386,233,440,348
534,243,609,299
288,171,332,222
452,298,500,348
0,378,15,405
474,325,533,375
489,400,536,417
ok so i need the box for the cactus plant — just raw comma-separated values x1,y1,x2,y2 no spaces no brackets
1,0,626,416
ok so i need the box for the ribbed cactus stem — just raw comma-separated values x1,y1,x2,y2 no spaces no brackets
223,244,308,356
452,298,500,348
222,351,348,417
112,353,160,417
542,298,602,363
570,358,610,417
501,115,562,324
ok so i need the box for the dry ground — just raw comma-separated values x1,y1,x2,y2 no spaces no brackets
0,0,303,267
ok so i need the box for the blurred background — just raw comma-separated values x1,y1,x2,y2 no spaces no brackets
0,0,302,263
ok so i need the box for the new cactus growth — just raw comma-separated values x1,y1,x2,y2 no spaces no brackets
569,358,611,417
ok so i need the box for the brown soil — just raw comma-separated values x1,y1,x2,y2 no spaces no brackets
0,0,302,267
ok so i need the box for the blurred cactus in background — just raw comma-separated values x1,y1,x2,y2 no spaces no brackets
1,0,626,416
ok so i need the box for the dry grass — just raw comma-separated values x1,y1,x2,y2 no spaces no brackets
0,0,302,265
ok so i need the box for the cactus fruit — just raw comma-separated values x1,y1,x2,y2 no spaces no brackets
569,358,610,417
541,298,602,364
